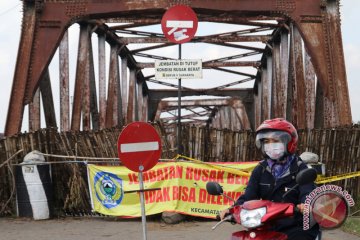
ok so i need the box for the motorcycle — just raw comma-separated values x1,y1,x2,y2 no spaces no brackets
206,168,320,240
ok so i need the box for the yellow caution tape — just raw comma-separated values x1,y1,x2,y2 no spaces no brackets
173,155,360,184
174,154,254,177
316,171,360,184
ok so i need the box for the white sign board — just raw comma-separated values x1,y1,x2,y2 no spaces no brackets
155,59,202,79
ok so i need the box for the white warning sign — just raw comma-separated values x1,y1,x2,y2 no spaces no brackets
155,59,202,79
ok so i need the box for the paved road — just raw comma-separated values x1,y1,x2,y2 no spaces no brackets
0,217,359,240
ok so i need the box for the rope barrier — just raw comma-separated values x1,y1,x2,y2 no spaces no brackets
0,149,24,169
0,150,23,215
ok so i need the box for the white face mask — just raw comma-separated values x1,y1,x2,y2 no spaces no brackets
264,142,285,160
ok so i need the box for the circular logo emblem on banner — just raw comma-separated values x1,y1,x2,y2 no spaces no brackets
94,172,124,209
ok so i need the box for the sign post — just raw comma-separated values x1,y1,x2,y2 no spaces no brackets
117,122,162,240
138,169,146,240
178,44,182,154
161,5,198,154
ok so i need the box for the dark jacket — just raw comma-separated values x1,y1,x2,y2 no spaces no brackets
235,155,314,206
234,155,319,237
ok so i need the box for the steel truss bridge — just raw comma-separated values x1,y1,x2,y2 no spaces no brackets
4,0,352,136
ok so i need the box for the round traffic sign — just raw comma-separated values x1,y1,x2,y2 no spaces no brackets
312,192,348,229
161,5,198,44
117,122,162,172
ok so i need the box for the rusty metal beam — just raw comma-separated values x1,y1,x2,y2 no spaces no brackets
232,100,251,130
142,94,149,122
92,23,138,70
198,16,283,26
98,33,106,129
210,42,264,52
157,98,251,129
104,16,282,27
59,30,70,132
109,21,160,30
149,88,253,101
325,0,352,125
89,41,100,130
304,51,316,129
212,67,256,78
272,40,281,118
157,98,235,108
136,81,143,121
289,25,306,129
155,98,232,120
105,45,120,128
131,43,175,54
29,88,40,132
314,80,339,128
210,77,254,90
314,82,323,128
323,97,337,127
261,56,271,121
203,26,274,39
186,107,210,116
116,58,123,126
136,50,261,63
82,33,91,131
121,57,128,124
146,79,192,90
160,106,210,115
279,30,289,118
40,70,57,129
204,51,261,63
115,29,164,37
122,35,271,44
254,78,262,127
71,24,90,131
134,52,175,61
5,3,36,136
25,17,66,105
106,17,160,23
162,110,211,121
148,88,253,122
127,69,136,123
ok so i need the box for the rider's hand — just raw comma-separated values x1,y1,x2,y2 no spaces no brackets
297,203,305,214
220,208,230,220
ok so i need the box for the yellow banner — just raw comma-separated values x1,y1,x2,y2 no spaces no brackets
87,161,257,218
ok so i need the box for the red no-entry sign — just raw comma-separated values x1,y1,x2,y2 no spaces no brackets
161,5,198,44
117,122,162,172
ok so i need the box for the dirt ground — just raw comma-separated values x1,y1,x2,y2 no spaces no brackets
0,216,359,240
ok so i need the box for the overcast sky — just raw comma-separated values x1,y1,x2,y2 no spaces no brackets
0,1,359,133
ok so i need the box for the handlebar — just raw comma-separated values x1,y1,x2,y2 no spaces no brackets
212,214,233,230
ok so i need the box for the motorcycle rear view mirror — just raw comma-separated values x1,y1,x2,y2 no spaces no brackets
206,181,223,195
296,168,317,185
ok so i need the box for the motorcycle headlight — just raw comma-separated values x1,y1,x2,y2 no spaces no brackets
240,207,266,228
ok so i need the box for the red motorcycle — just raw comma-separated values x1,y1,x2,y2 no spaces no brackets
206,168,320,240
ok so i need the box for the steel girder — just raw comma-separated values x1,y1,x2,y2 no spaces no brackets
4,0,351,136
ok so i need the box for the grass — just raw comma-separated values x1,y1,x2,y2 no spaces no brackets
341,217,360,236
341,198,360,236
